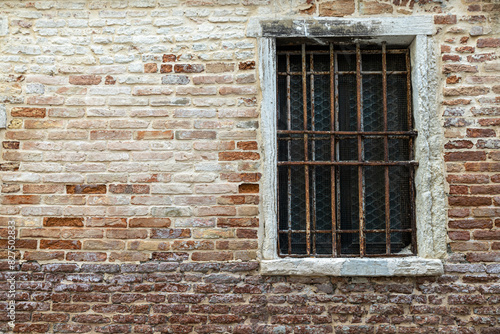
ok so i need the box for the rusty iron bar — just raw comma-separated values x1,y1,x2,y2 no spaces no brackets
406,49,417,256
330,42,337,257
286,53,292,256
382,42,391,256
278,71,408,76
279,228,413,234
356,43,365,258
278,161,418,166
277,49,409,55
302,44,311,256
277,130,417,136
278,252,414,258
310,51,317,256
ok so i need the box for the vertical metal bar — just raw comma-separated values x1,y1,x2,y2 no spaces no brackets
286,53,292,255
356,43,365,257
310,52,317,256
330,43,337,257
382,42,391,255
302,44,311,256
406,49,417,254
334,51,341,256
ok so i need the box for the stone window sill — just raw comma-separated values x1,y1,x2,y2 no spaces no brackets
260,257,443,276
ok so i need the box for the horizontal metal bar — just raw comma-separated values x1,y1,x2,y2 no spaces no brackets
278,228,413,234
277,49,408,56
278,252,415,258
278,130,417,136
278,71,407,76
278,161,418,166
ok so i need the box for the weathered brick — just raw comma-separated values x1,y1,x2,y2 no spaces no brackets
69,75,102,85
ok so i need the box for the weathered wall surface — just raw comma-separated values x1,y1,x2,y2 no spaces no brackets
0,0,499,333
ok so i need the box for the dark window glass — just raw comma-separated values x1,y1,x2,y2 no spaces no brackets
277,43,416,258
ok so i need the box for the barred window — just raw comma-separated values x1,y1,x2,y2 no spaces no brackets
276,42,417,258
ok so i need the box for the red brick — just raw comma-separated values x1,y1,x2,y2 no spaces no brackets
319,0,355,16
109,184,149,194
66,184,106,194
443,64,477,73
467,128,496,137
238,61,255,70
237,141,258,150
3,141,20,149
449,219,492,229
447,174,489,184
144,63,157,73
444,140,473,149
43,217,84,227
129,218,171,228
218,218,259,227
449,185,468,195
471,185,500,194
473,230,500,240
456,46,474,53
23,251,65,261
434,15,457,24
219,152,260,161
1,195,40,204
446,74,461,83
470,253,500,264
449,231,470,241
69,75,102,85
40,240,81,249
66,252,107,262
239,184,259,193
135,131,173,140
105,75,116,85
449,196,492,206
445,152,486,161
160,64,173,73
191,251,233,261
477,38,500,48
11,107,46,118
174,64,204,73
450,242,489,252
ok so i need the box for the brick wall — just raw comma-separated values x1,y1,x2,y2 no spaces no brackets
0,0,499,333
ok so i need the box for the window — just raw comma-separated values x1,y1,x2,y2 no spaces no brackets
255,17,446,276
276,42,416,258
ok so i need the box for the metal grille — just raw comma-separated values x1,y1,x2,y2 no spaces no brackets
277,42,417,258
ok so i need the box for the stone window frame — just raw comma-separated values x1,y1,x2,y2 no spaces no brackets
253,17,447,276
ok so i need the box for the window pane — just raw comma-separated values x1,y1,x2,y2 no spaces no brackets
340,233,359,255
339,166,359,231
290,75,304,130
313,75,331,131
363,75,384,132
389,166,411,230
388,138,410,161
364,166,386,231
387,74,408,131
316,233,333,255
364,138,384,161
362,53,382,71
338,138,357,161
312,166,332,231
387,53,406,71
277,75,288,131
290,166,306,231
338,53,356,71
366,233,386,255
338,75,357,131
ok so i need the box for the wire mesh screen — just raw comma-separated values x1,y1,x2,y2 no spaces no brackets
277,43,416,258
